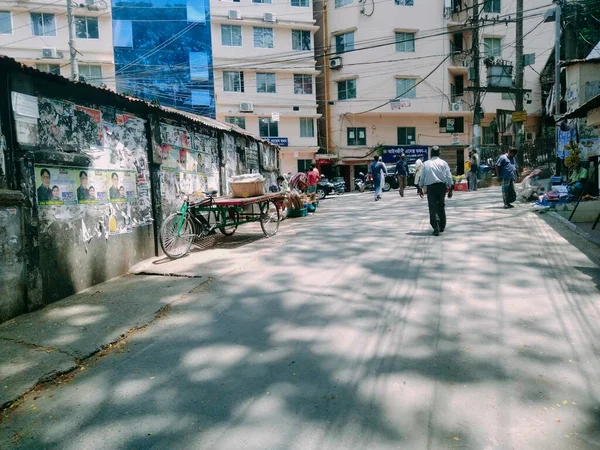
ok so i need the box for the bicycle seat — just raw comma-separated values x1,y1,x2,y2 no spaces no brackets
204,190,218,197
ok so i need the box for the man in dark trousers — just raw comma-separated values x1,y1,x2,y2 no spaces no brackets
496,148,518,208
418,146,453,236
395,153,408,197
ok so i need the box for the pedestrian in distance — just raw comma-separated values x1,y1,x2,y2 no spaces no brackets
370,155,387,201
307,163,319,194
414,155,424,196
496,148,519,209
469,149,480,191
395,153,408,197
419,146,453,236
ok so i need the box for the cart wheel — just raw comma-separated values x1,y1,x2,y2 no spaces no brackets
383,181,391,192
260,200,280,237
219,208,239,236
160,213,194,259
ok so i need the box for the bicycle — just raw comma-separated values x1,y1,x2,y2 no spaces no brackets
160,190,282,259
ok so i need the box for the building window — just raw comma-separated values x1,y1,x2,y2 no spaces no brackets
189,52,209,81
484,38,502,58
224,71,244,92
338,79,357,100
0,11,13,34
256,72,276,93
259,117,279,138
292,30,311,51
335,0,353,7
395,32,415,52
298,159,312,172
79,64,102,86
225,117,246,129
397,127,416,145
347,127,366,146
36,63,61,75
439,117,465,133
300,118,314,137
291,0,309,6
396,78,417,98
335,31,355,54
113,20,133,47
253,0,272,3
483,0,500,13
222,25,242,47
187,0,206,23
254,27,274,48
31,13,56,37
482,127,497,145
501,135,513,146
395,0,414,5
293,74,313,94
75,17,99,39
190,90,211,106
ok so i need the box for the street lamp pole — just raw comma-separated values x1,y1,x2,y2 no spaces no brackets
553,4,561,116
67,0,79,81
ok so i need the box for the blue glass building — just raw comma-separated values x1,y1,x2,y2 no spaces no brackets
112,0,215,118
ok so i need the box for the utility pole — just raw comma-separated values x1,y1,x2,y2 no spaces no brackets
515,0,524,155
553,3,561,116
471,0,481,153
66,0,79,81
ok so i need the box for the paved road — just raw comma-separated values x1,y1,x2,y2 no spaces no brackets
2,188,600,449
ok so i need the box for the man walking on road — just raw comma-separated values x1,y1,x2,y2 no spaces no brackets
469,149,480,191
395,154,408,197
496,149,518,208
419,146,453,236
370,155,387,201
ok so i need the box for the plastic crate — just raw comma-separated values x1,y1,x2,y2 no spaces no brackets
287,207,308,218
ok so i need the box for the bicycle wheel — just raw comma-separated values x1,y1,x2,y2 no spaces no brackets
260,200,280,237
160,213,194,259
219,207,239,236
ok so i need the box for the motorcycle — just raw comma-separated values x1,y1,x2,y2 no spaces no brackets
354,178,365,192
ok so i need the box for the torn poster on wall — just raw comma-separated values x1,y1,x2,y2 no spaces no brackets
34,165,77,206
107,170,137,203
35,165,137,206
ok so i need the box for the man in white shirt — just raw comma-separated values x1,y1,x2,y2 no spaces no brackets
414,155,424,195
419,146,454,236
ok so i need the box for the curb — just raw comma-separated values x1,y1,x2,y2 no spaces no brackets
548,211,600,246
0,277,211,415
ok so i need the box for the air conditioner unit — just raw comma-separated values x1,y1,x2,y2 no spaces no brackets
329,57,342,69
85,0,104,11
240,102,254,112
525,132,536,142
450,102,462,112
228,9,242,20
263,12,276,23
42,48,60,59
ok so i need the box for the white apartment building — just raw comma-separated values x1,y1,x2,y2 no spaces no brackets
210,0,320,174
316,0,555,181
0,0,115,89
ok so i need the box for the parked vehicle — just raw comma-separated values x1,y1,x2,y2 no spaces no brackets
316,178,342,199
354,178,365,192
331,177,348,192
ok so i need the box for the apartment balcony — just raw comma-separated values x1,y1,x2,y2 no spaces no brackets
448,52,471,72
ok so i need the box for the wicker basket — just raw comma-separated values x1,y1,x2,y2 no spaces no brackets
230,180,265,198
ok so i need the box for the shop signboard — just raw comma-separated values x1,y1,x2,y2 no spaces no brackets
381,146,428,164
267,137,288,147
